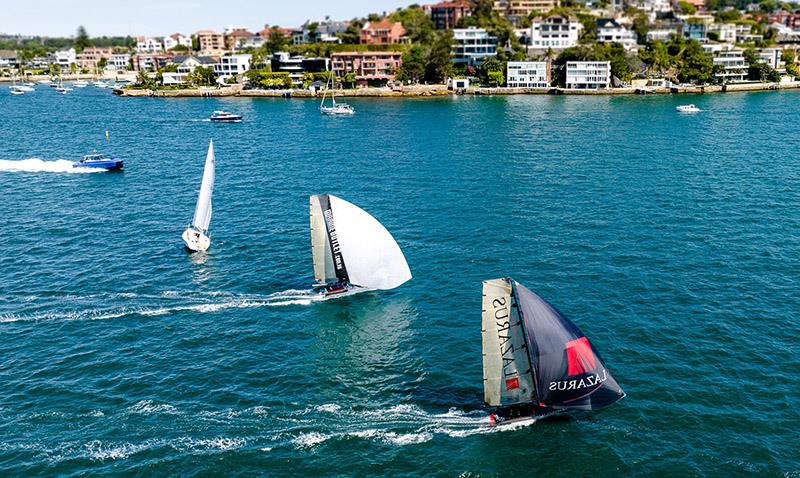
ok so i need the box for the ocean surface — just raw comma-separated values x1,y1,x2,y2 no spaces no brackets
0,85,798,476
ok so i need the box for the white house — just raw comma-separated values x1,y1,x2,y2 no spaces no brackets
215,54,252,79
708,23,737,43
53,48,76,68
596,18,638,49
507,61,550,88
136,37,163,54
163,33,192,51
104,53,130,72
647,28,679,42
565,61,611,89
529,16,582,51
758,47,783,70
452,27,497,65
713,48,747,83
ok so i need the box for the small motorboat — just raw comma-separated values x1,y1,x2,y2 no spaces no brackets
73,153,124,171
209,110,243,123
37,79,51,85
23,81,36,87
10,89,24,96
676,104,701,112
73,80,88,88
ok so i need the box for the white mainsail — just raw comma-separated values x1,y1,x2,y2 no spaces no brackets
309,195,337,283
191,140,215,233
309,194,412,290
482,278,536,407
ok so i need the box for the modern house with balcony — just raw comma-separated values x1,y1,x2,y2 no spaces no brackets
270,52,330,86
331,51,403,86
597,18,638,49
104,53,131,72
215,54,252,80
507,61,551,88
565,61,611,89
713,48,747,83
452,27,498,65
136,37,163,54
529,15,583,52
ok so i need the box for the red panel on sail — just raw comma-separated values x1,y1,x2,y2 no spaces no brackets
505,377,520,390
566,337,596,375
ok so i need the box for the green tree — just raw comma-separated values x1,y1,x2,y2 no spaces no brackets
244,70,292,89
676,40,714,84
424,31,453,83
188,66,217,86
487,70,504,86
678,1,697,13
397,45,426,83
75,26,91,53
390,5,435,44
338,20,363,44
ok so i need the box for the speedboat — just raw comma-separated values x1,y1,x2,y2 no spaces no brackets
73,80,88,88
320,103,355,115
676,104,700,112
72,153,124,171
209,110,243,123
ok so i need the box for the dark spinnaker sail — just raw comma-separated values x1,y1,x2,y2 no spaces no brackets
513,280,625,411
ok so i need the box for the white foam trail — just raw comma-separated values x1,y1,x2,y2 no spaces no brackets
0,158,104,174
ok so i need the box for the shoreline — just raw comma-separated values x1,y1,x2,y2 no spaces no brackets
111,81,800,98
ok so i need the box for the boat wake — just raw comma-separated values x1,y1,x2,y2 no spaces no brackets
0,288,371,324
0,158,103,174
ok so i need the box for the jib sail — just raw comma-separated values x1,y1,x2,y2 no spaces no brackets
513,280,625,411
482,278,537,407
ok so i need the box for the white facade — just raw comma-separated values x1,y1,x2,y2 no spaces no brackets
647,28,678,42
215,54,252,78
163,34,192,51
105,54,130,72
136,37,163,53
565,61,611,89
162,72,190,85
709,23,737,43
452,27,498,65
758,48,783,69
713,49,747,83
53,48,76,68
597,19,638,48
529,16,582,51
507,61,550,88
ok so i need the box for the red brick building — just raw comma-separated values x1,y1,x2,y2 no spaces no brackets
425,1,473,30
359,19,407,45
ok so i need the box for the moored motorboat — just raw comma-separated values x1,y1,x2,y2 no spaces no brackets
676,104,700,112
481,278,625,426
10,89,24,96
73,80,88,88
209,110,243,123
182,140,216,252
72,153,124,171
309,194,412,297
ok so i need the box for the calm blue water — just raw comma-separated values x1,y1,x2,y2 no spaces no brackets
0,86,798,476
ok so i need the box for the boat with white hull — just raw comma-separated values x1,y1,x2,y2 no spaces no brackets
676,104,700,112
182,140,216,252
309,194,411,296
319,73,354,115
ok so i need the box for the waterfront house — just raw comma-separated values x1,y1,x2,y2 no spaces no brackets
214,54,252,80
52,48,77,69
630,0,672,20
359,19,408,45
424,1,473,30
195,30,226,54
596,18,638,49
565,61,611,89
163,33,192,51
452,27,498,65
76,47,114,71
682,20,710,40
292,20,349,44
162,55,216,85
132,53,172,72
758,47,784,70
507,61,551,88
0,50,19,69
712,48,747,83
136,36,163,54
270,52,330,86
493,0,560,24
331,51,403,86
104,53,131,73
447,77,470,89
529,15,583,52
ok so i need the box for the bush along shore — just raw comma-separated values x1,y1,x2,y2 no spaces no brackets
112,81,800,98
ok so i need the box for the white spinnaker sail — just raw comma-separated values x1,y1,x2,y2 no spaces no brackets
328,195,411,290
482,278,536,407
310,195,337,282
192,140,215,232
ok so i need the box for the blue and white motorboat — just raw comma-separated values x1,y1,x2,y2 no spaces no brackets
72,153,124,171
209,110,243,123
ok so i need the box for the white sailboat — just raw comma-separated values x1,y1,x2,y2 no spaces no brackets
182,140,216,252
10,77,25,95
319,73,354,115
309,194,411,296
